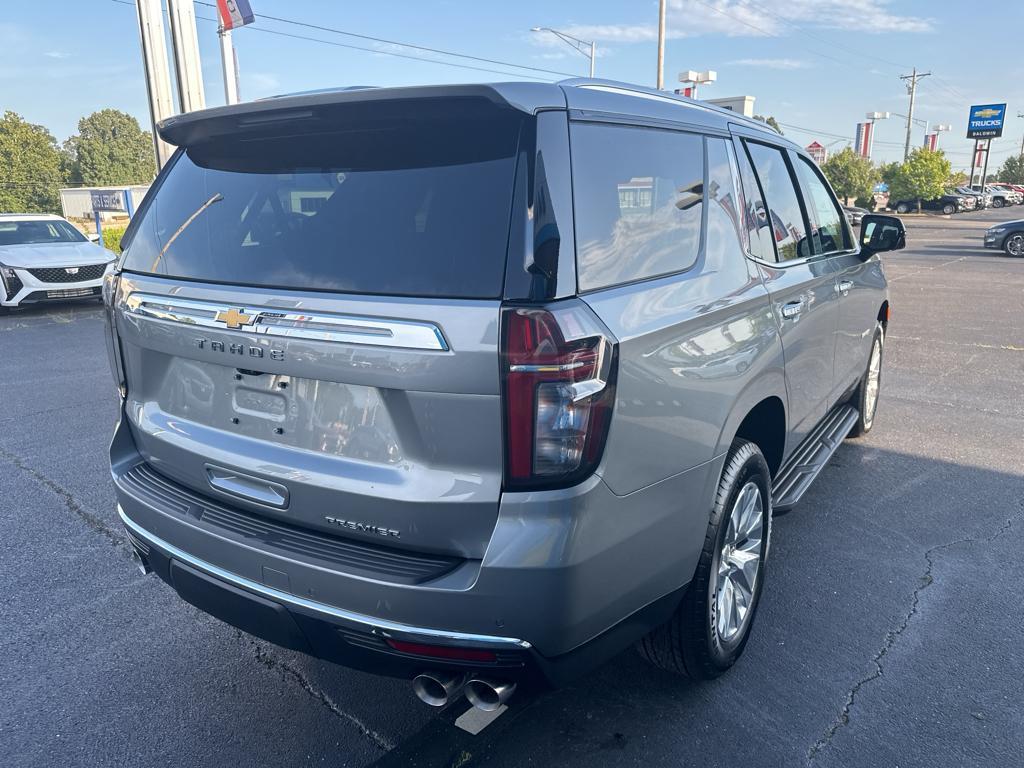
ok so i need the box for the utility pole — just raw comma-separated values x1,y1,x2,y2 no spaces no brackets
656,0,666,89
899,67,930,160
1018,112,1024,158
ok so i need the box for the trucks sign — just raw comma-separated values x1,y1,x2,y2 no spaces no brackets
966,103,1007,139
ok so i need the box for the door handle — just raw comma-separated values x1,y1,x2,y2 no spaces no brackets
836,280,853,296
781,300,804,319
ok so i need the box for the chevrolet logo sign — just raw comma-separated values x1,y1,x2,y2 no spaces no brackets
974,108,1001,119
215,308,256,329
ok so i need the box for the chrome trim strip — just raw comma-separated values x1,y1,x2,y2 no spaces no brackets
123,292,449,351
118,506,530,650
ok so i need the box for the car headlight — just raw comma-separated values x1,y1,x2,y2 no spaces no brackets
990,227,1006,234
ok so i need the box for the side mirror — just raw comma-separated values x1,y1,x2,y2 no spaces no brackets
860,214,906,255
88,233,100,243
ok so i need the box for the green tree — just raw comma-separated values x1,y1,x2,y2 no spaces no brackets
878,161,901,190
821,147,877,204
889,148,952,212
0,111,64,213
64,109,155,186
753,115,783,135
947,170,968,188
997,154,1024,185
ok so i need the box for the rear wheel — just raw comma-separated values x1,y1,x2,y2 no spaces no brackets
993,198,1004,208
848,323,884,438
638,439,771,679
895,202,910,214
1005,233,1024,257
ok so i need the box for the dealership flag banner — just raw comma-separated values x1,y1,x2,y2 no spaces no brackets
855,122,873,158
217,0,255,30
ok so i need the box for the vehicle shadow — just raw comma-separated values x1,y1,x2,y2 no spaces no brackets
366,443,1024,768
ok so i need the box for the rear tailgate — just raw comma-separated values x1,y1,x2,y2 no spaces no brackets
113,94,526,559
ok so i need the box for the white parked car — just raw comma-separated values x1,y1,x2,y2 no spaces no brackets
0,214,117,310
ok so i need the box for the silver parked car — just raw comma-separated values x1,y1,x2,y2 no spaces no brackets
0,214,116,310
105,80,900,709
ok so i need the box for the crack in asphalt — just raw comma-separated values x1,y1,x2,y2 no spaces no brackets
243,634,395,753
0,445,130,555
807,499,1024,762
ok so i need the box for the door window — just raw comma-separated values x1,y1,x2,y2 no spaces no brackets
744,141,811,262
731,140,775,262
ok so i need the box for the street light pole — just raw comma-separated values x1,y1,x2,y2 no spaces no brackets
1018,112,1024,158
530,27,596,78
656,0,666,89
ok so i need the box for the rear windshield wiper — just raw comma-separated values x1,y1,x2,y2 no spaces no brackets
151,192,224,272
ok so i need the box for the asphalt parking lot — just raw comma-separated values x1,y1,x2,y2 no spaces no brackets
3,208,1023,768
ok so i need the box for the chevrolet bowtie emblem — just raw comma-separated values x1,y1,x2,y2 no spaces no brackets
215,308,256,329
974,108,1001,118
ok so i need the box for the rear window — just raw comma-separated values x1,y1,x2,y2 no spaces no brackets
122,99,525,298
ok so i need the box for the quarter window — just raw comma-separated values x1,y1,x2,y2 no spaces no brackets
571,123,705,291
744,141,811,262
795,157,849,255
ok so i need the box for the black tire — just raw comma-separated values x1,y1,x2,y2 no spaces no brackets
993,198,1004,208
942,203,955,215
848,323,884,438
637,439,771,679
895,202,910,214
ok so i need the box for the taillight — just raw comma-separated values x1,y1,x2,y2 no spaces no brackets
102,271,127,401
501,300,616,489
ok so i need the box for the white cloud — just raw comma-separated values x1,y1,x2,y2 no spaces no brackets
729,57,809,69
546,0,933,44
247,72,281,92
44,51,71,59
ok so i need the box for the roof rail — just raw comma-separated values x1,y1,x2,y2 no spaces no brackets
558,77,773,133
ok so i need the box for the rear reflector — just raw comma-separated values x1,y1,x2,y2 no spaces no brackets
385,639,497,663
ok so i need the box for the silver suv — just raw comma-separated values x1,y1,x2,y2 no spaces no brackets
105,80,901,711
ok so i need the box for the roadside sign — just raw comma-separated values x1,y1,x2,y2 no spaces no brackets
216,0,255,30
90,189,128,213
966,103,1006,139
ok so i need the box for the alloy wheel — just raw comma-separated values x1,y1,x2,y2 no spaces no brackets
1007,234,1024,257
716,481,764,643
864,335,882,426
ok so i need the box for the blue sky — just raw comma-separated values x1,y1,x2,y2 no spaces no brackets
3,0,1023,170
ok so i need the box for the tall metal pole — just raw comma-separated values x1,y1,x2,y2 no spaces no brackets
1018,112,1024,159
656,0,666,89
980,140,992,191
134,0,176,169
219,26,240,104
900,67,930,160
167,0,206,113
589,40,595,78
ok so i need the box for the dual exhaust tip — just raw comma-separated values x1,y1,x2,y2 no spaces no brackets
412,671,515,711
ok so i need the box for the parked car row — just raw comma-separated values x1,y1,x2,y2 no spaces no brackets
891,182,1024,216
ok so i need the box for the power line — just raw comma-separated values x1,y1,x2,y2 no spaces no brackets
189,1,580,79
110,0,563,81
739,0,909,73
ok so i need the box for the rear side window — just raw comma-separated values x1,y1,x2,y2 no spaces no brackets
121,99,525,298
745,141,810,262
571,123,704,291
794,157,849,255
705,138,746,262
